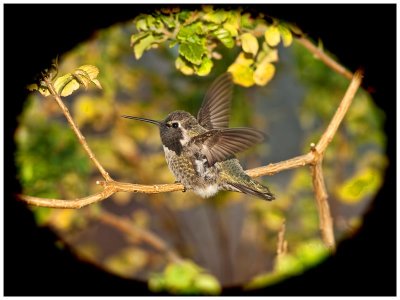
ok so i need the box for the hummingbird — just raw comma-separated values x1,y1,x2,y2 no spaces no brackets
122,73,274,201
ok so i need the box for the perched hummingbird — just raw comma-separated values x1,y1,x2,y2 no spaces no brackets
122,73,274,201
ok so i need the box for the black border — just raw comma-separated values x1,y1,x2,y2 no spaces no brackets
4,4,396,296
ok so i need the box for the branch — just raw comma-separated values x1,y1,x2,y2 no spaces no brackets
296,36,354,80
91,210,182,264
44,77,113,182
310,160,335,249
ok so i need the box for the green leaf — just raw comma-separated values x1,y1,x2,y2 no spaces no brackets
164,261,199,293
203,9,228,24
241,33,259,56
213,27,234,48
177,10,191,23
177,22,203,42
196,57,213,76
133,34,156,59
265,25,281,47
159,14,176,28
241,13,254,29
179,42,206,65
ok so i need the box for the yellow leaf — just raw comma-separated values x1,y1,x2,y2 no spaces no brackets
257,46,278,64
241,33,259,56
175,56,194,75
336,168,382,204
233,51,254,66
228,63,254,87
79,65,100,79
254,62,275,86
279,25,293,47
53,74,80,97
265,25,281,47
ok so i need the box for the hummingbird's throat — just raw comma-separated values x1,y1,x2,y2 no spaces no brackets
179,128,191,146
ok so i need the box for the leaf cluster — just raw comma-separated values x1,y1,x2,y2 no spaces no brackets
130,6,294,86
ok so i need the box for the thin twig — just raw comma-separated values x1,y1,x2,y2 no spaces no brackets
92,210,182,263
276,220,287,257
296,36,354,80
44,78,113,182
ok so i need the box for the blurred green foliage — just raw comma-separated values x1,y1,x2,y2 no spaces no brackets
15,6,387,295
149,260,221,295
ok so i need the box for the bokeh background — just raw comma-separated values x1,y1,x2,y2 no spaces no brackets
5,4,395,296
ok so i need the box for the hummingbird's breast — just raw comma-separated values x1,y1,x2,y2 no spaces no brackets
162,142,220,197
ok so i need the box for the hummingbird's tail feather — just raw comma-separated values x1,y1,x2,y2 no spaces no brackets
229,182,275,201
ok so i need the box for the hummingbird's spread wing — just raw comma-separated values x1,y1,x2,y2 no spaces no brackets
192,128,265,166
197,73,233,130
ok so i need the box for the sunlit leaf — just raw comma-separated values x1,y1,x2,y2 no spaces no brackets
135,15,148,31
254,61,275,86
133,33,156,59
212,27,234,48
232,51,254,66
223,11,240,37
53,73,79,97
203,9,228,24
179,42,206,65
177,22,203,42
265,25,281,47
241,33,259,56
196,56,213,76
175,56,195,75
228,63,254,87
193,273,221,295
130,31,149,46
159,14,176,28
279,24,293,47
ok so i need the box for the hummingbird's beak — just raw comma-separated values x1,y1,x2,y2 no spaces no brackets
121,115,161,126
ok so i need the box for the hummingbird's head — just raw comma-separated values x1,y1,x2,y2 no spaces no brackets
121,110,198,155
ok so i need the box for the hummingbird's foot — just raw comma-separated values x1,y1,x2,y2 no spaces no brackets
174,180,186,192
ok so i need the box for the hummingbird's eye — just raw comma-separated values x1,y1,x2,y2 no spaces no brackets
172,122,179,128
